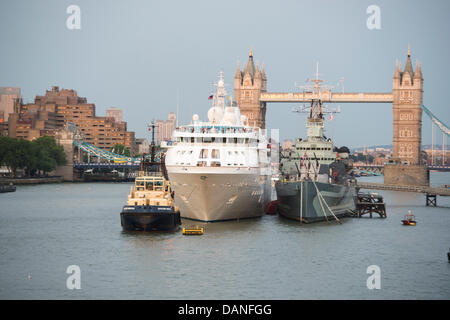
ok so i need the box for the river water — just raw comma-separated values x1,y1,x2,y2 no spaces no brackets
0,173,449,299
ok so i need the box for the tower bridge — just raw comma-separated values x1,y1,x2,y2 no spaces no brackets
234,47,445,186
260,92,393,103
54,48,447,187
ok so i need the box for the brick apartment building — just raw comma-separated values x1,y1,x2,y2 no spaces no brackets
5,86,137,155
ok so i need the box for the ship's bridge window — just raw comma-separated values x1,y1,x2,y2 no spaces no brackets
197,161,207,167
237,138,244,144
211,161,221,167
203,137,214,143
222,137,226,143
136,180,145,191
196,137,202,143
154,180,163,191
191,137,194,143
145,181,153,191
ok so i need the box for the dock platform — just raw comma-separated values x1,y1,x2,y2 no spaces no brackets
355,192,386,218
357,182,450,207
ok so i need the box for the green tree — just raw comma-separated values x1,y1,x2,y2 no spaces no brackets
0,137,20,176
112,144,131,157
0,136,66,177
32,136,67,175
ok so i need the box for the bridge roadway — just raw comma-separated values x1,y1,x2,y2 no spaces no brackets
356,182,450,196
74,162,139,170
260,92,394,103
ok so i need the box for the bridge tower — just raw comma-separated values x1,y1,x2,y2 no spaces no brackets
392,46,424,165
385,47,429,186
53,128,75,181
234,50,267,128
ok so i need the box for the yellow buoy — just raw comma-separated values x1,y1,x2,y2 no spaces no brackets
182,226,204,235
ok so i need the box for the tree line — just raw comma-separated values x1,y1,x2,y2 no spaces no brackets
112,144,131,157
0,136,66,177
350,153,375,163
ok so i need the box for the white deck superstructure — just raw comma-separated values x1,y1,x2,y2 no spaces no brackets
165,72,271,221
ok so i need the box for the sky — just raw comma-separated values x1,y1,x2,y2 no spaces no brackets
0,0,449,148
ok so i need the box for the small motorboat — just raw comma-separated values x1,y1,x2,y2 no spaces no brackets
0,183,16,193
401,210,416,226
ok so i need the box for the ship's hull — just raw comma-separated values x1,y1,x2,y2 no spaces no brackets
275,180,356,223
167,166,270,222
120,205,181,231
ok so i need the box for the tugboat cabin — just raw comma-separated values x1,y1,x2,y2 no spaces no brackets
128,175,173,207
135,176,168,192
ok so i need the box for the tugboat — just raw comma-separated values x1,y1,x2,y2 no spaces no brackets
401,210,416,226
120,122,181,231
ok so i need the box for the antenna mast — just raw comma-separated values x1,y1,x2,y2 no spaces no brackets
293,62,339,117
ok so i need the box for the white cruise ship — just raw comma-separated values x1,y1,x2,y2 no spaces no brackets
165,72,271,222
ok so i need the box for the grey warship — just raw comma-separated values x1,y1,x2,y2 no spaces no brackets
275,72,356,223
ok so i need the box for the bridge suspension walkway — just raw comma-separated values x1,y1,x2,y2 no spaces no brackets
73,140,162,163
421,104,450,136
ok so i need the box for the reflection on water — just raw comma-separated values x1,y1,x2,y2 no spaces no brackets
0,173,449,299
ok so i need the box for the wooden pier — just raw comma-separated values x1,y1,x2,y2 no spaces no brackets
356,182,450,207
355,192,386,218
